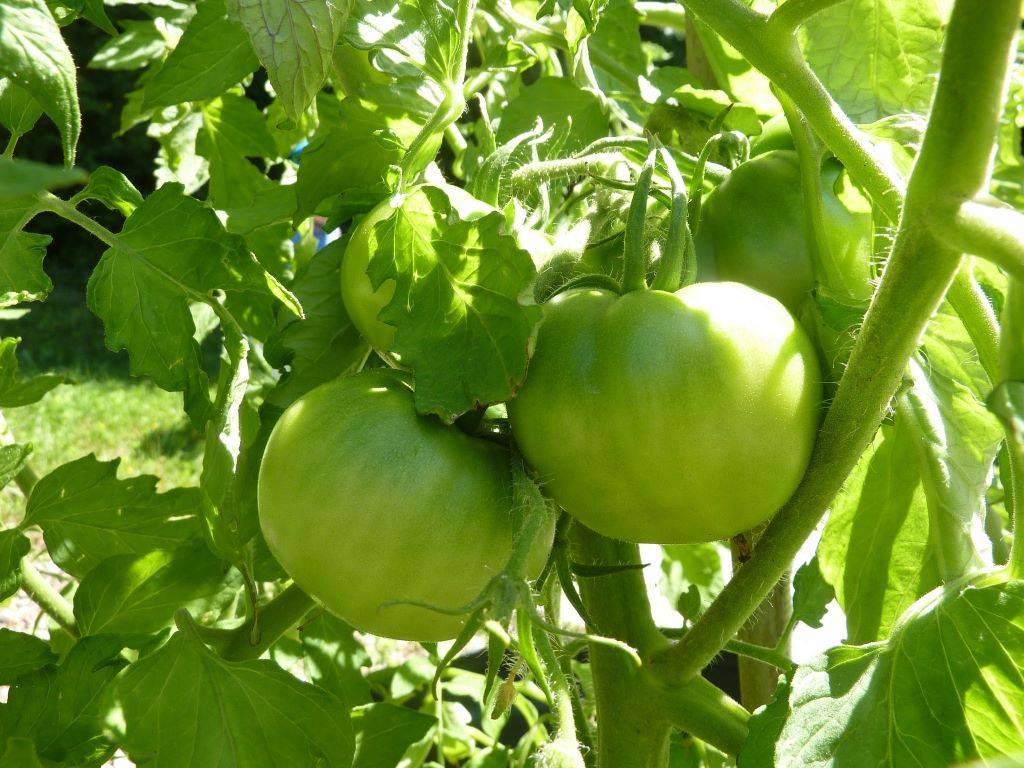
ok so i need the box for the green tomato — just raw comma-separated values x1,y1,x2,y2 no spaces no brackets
258,369,553,641
750,114,795,156
340,185,494,351
696,150,874,311
508,282,821,545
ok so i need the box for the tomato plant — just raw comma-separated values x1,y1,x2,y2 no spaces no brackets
2,1,1024,767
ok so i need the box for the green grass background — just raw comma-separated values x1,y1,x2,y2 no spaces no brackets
0,269,205,524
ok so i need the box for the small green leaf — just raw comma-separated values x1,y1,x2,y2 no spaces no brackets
227,0,349,122
88,20,168,71
0,337,64,407
1,636,126,767
350,703,436,768
70,166,144,217
790,557,834,631
0,78,43,137
366,185,541,419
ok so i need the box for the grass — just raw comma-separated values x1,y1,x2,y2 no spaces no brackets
0,270,205,525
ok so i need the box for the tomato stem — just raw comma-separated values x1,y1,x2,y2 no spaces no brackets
1002,280,1024,579
621,150,657,293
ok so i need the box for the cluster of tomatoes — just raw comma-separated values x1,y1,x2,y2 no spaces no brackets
258,142,875,643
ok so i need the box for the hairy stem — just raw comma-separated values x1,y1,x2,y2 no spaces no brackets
768,0,848,32
39,192,117,247
653,0,1020,685
933,199,1024,281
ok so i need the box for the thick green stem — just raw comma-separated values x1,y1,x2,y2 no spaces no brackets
653,0,1020,685
932,199,1024,282
20,560,78,638
1003,280,1024,578
220,584,316,661
568,525,747,761
509,154,622,193
768,0,848,32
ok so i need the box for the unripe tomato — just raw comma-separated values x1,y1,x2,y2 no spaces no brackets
508,283,821,544
340,185,494,351
258,369,553,641
750,114,795,156
697,150,874,311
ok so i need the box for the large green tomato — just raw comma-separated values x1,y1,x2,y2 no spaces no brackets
508,282,821,545
340,185,493,351
696,150,874,311
258,369,553,642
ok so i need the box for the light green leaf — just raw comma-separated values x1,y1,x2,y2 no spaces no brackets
819,354,1002,643
0,527,30,602
228,0,349,121
0,195,50,308
660,542,728,622
0,337,64,407
0,79,43,137
117,625,354,768
70,166,145,217
23,454,204,578
745,576,1024,767
74,543,233,638
790,556,834,631
800,0,950,123
144,0,259,109
365,185,541,419
299,612,373,708
686,15,778,117
0,0,80,163
345,0,458,84
88,20,169,71
351,703,436,768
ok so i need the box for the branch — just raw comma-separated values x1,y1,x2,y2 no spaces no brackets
653,0,1022,685
768,0,849,33
635,1,686,30
930,199,1024,282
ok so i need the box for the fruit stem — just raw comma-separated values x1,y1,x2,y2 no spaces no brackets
650,147,693,292
621,150,658,293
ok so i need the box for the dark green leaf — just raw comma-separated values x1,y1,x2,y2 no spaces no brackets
0,528,31,602
0,629,57,684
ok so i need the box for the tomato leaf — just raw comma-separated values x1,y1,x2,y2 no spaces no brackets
117,626,354,768
73,542,235,640
366,185,541,419
0,528,31,603
0,637,126,767
0,629,56,685
22,455,204,578
227,0,348,123
742,577,1024,767
143,0,259,110
0,0,80,163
